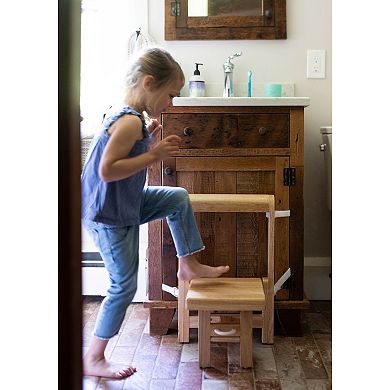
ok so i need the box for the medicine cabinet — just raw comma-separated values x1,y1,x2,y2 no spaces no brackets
165,0,286,40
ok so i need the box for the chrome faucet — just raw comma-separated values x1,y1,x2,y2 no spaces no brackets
223,51,242,97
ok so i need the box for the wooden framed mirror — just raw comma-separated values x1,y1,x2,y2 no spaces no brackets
165,0,286,40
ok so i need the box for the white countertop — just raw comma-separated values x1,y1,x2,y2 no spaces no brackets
173,97,310,107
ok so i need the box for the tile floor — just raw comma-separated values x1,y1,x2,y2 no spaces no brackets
83,298,331,390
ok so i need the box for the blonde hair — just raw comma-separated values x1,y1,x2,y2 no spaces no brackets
125,47,184,90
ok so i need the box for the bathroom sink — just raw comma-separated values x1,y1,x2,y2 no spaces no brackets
173,97,310,107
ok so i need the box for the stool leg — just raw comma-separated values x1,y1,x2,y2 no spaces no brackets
262,206,275,344
262,278,274,344
199,310,211,368
178,280,190,343
240,311,253,368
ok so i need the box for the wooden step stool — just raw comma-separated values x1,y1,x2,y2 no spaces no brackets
179,194,275,368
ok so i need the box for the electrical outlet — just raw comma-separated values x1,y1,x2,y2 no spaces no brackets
307,49,326,79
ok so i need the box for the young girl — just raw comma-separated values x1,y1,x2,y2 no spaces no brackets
81,47,229,379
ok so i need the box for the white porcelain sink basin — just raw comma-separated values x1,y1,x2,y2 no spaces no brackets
173,97,310,107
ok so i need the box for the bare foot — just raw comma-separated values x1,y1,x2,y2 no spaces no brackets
177,257,229,281
83,356,136,379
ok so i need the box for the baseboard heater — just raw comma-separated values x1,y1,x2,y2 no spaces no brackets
82,252,104,267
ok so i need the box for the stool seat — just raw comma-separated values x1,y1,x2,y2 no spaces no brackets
186,278,265,312
189,193,274,213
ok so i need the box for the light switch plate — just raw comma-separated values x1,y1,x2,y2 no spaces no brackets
307,49,326,79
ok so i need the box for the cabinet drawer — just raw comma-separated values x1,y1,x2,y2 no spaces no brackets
162,113,289,149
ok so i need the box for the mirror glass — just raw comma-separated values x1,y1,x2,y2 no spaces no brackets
188,0,263,17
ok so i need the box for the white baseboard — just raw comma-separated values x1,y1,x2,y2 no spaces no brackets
304,257,332,300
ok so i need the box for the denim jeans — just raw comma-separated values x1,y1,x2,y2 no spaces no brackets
82,186,204,339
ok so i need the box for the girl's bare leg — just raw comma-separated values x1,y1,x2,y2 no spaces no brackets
83,336,137,379
177,253,229,281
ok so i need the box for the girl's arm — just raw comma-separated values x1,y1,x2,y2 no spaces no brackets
99,114,180,183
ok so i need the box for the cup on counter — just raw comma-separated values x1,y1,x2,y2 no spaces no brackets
263,83,282,97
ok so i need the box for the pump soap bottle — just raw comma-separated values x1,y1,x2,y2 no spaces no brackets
189,63,205,97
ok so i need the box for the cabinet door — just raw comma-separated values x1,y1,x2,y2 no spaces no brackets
162,156,290,300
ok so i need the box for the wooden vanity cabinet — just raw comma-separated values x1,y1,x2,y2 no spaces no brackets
146,105,307,335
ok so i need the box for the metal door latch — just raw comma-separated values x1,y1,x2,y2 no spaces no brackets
170,1,180,16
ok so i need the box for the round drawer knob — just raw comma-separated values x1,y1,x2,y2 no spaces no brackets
164,167,174,176
183,127,193,136
258,127,269,135
265,9,273,19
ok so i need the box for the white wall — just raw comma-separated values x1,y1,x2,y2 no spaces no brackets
80,0,149,137
148,0,332,264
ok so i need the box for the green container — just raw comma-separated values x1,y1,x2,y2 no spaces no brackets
263,83,282,97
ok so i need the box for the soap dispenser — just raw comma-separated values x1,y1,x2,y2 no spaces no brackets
189,63,205,97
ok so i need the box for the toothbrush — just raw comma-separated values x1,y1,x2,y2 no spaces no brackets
248,70,252,97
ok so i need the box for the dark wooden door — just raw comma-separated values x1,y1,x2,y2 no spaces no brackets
59,0,82,388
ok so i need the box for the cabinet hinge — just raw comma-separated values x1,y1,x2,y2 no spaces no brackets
283,168,296,186
170,1,180,16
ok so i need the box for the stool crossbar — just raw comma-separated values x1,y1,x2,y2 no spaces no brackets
178,193,275,368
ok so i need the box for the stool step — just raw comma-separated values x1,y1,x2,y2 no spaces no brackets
189,194,274,213
186,278,266,311
190,313,264,329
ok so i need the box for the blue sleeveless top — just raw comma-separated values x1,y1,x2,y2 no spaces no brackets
81,106,151,226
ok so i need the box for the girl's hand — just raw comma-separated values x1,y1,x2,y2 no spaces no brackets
147,118,162,138
143,111,180,160
143,112,161,136
151,135,181,160
144,112,162,147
